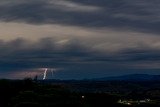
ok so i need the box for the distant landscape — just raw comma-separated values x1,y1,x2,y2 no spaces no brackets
1,0,160,107
1,74,160,107
93,74,160,81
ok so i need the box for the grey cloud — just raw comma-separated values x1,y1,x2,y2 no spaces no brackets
0,38,160,71
0,38,91,69
48,0,102,12
0,0,160,34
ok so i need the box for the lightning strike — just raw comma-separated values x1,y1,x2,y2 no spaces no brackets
42,68,56,80
43,68,48,80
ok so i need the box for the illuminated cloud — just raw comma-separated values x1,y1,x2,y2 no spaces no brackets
48,0,103,12
0,22,160,53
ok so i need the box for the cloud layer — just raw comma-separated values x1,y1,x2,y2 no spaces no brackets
0,0,160,79
1,0,160,34
0,36,160,79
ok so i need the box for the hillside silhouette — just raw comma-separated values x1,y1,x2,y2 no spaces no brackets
0,78,160,107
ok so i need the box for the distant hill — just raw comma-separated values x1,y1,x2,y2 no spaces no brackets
94,74,160,81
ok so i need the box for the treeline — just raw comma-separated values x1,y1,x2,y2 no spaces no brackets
0,78,121,107
0,79,160,107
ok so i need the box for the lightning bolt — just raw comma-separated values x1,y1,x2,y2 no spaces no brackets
43,68,48,80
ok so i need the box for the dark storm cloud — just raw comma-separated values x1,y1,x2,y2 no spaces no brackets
0,37,160,79
0,0,160,34
0,38,93,71
0,38,160,72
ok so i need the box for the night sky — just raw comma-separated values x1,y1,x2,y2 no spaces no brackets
0,0,160,79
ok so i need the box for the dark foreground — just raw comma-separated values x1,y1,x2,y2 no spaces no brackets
1,79,160,107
